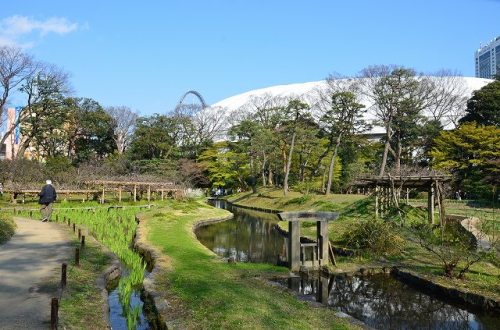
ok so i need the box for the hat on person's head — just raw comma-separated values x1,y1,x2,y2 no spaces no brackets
46,180,52,185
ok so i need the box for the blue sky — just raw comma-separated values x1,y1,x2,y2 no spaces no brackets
1,0,499,116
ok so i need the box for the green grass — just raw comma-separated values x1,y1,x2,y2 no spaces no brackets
228,187,366,212
143,199,357,329
59,240,111,329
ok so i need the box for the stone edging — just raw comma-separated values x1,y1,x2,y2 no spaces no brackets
391,268,500,314
133,214,168,330
192,214,234,231
224,199,282,214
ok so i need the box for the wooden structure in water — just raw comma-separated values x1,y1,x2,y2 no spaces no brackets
355,175,452,224
278,211,339,271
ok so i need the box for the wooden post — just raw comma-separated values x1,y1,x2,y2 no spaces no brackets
288,221,301,271
61,263,67,288
428,182,435,224
101,185,105,204
317,220,328,266
75,247,80,266
133,185,137,202
50,297,58,330
118,186,122,203
78,228,81,240
147,185,151,202
72,223,76,232
29,210,33,218
375,185,379,219
161,189,164,201
81,235,85,248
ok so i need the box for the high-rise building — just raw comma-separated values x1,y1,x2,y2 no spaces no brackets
475,36,500,79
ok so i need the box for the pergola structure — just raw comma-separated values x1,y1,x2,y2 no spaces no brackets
83,180,183,203
355,175,452,224
5,180,183,203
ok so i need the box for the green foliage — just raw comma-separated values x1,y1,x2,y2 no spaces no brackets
128,114,181,160
198,141,249,188
430,122,500,197
460,80,500,126
341,219,404,256
413,222,486,278
68,98,116,163
42,206,147,330
0,215,16,244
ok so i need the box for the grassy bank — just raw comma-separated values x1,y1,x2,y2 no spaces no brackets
141,199,357,329
58,239,112,329
227,188,500,301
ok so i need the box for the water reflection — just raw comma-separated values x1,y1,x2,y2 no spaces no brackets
197,200,285,264
277,273,498,330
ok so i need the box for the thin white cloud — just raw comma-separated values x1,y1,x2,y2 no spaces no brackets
0,15,79,48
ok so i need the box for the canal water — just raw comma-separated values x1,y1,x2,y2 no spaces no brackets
196,199,499,330
196,200,285,263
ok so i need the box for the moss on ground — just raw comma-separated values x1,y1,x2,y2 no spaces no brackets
142,199,357,329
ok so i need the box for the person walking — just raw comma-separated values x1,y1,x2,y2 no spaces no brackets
39,180,57,222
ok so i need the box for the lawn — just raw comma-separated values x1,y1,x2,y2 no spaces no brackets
141,198,357,329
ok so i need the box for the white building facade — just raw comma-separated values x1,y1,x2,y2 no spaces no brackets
475,36,500,79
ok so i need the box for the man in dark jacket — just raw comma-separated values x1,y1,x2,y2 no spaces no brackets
39,180,57,222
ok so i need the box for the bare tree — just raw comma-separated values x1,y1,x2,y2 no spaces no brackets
105,106,138,154
0,46,36,144
419,70,468,127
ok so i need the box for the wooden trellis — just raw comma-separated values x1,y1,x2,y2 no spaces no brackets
355,175,451,224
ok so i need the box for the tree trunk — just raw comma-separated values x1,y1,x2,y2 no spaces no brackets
326,135,342,195
268,165,273,186
261,153,267,186
283,132,296,196
395,132,402,174
379,126,392,176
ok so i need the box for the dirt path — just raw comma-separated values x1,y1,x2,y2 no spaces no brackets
0,217,72,330
461,217,492,250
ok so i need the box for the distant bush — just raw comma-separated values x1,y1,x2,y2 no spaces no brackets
0,216,16,245
342,219,404,256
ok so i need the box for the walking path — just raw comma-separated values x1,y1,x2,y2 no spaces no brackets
0,218,72,330
461,216,492,250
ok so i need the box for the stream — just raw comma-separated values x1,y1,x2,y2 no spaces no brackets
196,199,499,330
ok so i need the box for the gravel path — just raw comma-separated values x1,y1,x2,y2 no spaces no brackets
0,217,72,330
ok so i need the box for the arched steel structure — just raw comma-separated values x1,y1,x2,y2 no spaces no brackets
177,90,208,109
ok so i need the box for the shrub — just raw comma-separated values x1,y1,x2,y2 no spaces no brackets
0,216,16,244
341,219,404,256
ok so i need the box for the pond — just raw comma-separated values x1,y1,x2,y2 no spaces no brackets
197,199,499,330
